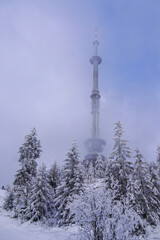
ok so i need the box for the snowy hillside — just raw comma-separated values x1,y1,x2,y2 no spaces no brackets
1,189,160,240
0,190,78,240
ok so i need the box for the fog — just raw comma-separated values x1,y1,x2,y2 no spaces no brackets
0,0,160,185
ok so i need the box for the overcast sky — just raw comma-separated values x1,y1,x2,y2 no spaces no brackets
1,0,160,185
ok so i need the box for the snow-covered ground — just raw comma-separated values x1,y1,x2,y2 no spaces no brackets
148,225,160,240
0,190,160,240
0,190,78,240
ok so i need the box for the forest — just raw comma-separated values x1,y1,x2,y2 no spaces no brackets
3,121,160,240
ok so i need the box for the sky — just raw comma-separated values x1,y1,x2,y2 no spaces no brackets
1,0,160,185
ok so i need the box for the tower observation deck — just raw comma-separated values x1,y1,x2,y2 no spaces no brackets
84,32,106,165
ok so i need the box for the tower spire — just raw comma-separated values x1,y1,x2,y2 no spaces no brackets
94,27,98,56
84,32,106,165
95,27,98,40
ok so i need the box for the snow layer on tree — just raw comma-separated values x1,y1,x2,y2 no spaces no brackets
0,190,78,240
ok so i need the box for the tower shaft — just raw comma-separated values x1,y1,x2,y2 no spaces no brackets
93,62,99,90
84,38,106,163
90,40,102,138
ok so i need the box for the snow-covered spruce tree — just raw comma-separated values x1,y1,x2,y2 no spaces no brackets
149,162,160,201
105,158,113,190
13,128,41,219
18,128,41,177
107,121,133,198
132,148,160,225
156,145,160,175
3,186,14,211
86,161,95,183
54,141,83,226
95,154,105,179
25,164,55,225
149,145,160,198
157,145,160,164
48,161,61,193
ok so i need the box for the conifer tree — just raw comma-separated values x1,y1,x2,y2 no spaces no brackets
157,145,160,165
149,162,160,201
48,161,61,193
95,154,105,179
86,161,95,183
3,186,14,211
18,128,41,178
25,164,55,225
108,121,132,198
54,141,83,226
105,159,117,191
156,145,160,175
132,148,160,225
13,128,41,219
